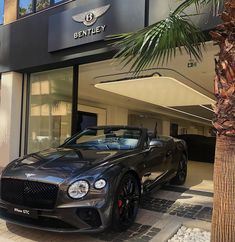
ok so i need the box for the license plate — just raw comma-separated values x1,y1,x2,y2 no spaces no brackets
7,206,38,219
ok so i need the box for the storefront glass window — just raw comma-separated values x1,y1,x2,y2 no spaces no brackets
54,0,65,3
0,0,4,24
36,0,50,11
19,0,33,17
28,67,73,153
18,0,69,17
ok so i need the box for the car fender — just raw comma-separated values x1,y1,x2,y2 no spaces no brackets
107,165,141,196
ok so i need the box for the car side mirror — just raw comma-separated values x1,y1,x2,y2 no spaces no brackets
149,139,164,148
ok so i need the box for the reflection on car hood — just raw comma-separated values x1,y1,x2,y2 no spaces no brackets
2,148,132,184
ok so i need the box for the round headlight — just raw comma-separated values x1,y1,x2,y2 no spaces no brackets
94,179,107,189
68,180,89,199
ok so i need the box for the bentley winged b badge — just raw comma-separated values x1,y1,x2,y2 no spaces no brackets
72,4,110,26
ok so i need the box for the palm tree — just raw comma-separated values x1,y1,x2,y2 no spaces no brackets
111,0,235,241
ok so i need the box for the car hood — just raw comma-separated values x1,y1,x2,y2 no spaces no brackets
2,148,132,184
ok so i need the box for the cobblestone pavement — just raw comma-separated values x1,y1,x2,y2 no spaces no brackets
141,196,212,222
92,223,161,241
0,185,213,242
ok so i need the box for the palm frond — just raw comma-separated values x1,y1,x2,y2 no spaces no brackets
111,14,206,73
203,0,224,15
174,0,204,15
175,0,224,15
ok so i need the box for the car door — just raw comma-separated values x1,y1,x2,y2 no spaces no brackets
142,138,166,187
160,136,176,173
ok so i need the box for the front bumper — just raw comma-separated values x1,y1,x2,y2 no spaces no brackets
0,198,112,233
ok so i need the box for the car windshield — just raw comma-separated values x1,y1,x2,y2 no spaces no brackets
63,128,142,150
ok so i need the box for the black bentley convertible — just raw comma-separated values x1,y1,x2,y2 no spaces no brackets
0,126,187,232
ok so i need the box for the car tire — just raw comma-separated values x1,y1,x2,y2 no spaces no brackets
111,173,140,232
170,154,187,185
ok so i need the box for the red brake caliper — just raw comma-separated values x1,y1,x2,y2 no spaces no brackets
118,199,123,208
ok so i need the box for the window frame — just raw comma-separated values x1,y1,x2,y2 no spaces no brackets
17,0,70,19
35,0,51,13
18,0,35,18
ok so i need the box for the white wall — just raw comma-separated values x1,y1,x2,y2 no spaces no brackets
78,101,129,126
162,120,170,136
0,72,22,167
128,114,171,136
128,114,162,134
128,113,212,137
106,106,128,125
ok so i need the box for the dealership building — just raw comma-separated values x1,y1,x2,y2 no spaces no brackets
0,0,220,167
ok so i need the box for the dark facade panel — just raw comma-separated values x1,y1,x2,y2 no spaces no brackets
48,0,145,52
149,0,222,30
0,0,145,73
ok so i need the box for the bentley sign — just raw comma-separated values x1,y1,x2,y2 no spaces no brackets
48,0,145,52
73,25,107,39
72,5,109,39
72,5,110,26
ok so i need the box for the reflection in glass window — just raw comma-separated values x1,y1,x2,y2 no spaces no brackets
28,67,73,153
19,0,33,17
54,0,65,3
18,0,68,17
36,0,50,11
0,0,4,24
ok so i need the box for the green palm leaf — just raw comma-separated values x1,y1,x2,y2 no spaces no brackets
174,0,223,15
110,0,224,73
112,14,206,73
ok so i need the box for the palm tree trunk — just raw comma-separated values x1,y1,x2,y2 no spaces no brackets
211,136,235,242
210,1,235,241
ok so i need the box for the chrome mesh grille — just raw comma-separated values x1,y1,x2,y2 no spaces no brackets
1,178,58,209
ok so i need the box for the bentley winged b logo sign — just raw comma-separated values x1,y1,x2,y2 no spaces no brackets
72,4,110,39
72,4,110,26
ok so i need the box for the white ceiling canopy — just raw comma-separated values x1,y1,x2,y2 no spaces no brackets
95,76,215,107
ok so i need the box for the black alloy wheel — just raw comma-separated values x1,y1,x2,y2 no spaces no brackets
112,173,140,231
171,154,188,185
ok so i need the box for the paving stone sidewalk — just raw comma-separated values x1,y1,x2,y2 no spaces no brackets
141,196,212,222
